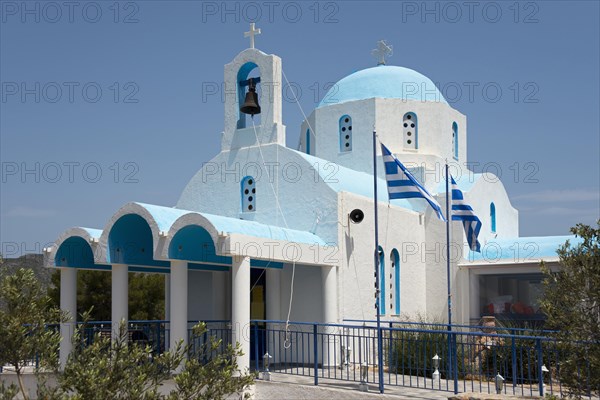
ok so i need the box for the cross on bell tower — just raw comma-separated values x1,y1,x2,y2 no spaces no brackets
372,40,393,65
244,23,261,49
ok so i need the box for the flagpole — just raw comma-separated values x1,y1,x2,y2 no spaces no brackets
446,163,452,327
446,162,460,394
445,162,453,384
373,130,384,394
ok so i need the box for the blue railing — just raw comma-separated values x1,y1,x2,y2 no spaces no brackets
343,318,558,335
246,319,597,399
77,320,169,355
17,319,596,399
187,320,230,359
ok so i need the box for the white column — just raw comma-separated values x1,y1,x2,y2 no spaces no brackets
322,265,338,323
59,267,77,370
266,268,281,364
212,271,226,320
164,274,171,321
321,265,338,367
231,256,250,374
111,264,128,339
170,260,188,360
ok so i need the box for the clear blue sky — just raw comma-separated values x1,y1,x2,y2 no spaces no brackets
1,1,599,256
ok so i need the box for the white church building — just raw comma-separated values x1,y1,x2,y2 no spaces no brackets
45,28,573,372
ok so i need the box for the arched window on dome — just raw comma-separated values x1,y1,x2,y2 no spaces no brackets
452,122,459,159
403,112,418,150
390,249,400,314
339,115,352,152
378,246,385,316
490,202,496,233
241,176,256,212
305,128,311,155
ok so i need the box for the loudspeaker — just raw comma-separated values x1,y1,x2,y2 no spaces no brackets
349,209,364,224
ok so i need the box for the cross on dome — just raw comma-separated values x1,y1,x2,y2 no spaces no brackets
372,40,393,65
244,23,261,49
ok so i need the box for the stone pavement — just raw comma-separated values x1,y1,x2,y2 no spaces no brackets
254,373,456,399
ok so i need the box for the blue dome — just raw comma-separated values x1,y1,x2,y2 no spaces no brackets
317,65,446,108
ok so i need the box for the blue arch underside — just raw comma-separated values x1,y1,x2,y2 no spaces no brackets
55,236,98,269
56,217,283,273
108,214,169,267
169,225,282,269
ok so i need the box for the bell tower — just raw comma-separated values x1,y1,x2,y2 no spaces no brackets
221,24,285,151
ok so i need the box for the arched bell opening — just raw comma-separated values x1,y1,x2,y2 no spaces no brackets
237,62,262,128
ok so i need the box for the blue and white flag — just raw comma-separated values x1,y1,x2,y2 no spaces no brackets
380,143,446,222
451,176,482,252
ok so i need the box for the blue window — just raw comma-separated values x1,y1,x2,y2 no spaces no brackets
339,115,352,152
403,112,417,149
378,246,385,315
452,122,459,159
241,176,256,212
391,249,400,314
490,202,496,233
306,128,311,155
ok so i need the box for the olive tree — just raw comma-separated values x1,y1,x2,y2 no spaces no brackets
53,317,255,399
0,268,65,400
540,221,599,398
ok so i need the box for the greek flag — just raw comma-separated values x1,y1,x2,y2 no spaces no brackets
451,176,482,252
380,143,446,222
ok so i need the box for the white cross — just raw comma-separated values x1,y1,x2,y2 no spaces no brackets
244,23,261,49
372,40,393,65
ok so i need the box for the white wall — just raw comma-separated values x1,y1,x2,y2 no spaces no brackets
177,144,339,244
299,98,467,179
187,270,214,321
337,191,428,322
280,263,323,323
467,174,519,243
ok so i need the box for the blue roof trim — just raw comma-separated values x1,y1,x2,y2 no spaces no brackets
49,263,111,271
466,235,583,262
201,211,327,245
134,202,327,246
318,65,447,108
251,259,284,269
437,173,482,193
129,266,170,274
134,202,190,232
294,151,425,214
188,263,230,272
82,228,103,238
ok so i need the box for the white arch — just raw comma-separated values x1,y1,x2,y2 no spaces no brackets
160,212,222,260
98,202,168,263
44,227,102,268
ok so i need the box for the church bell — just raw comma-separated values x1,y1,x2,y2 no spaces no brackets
240,78,261,116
